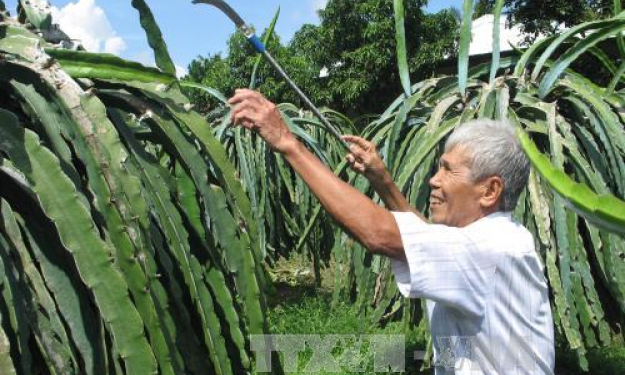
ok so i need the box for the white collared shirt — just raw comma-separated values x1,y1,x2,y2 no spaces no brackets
391,211,554,375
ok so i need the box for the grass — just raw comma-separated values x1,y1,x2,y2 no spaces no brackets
267,288,429,374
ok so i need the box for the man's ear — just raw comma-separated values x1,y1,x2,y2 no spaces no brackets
480,176,504,210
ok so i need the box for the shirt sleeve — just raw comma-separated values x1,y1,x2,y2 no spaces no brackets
390,212,498,318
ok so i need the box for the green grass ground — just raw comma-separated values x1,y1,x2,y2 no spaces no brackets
265,255,624,375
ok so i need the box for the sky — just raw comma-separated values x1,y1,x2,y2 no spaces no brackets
3,0,463,77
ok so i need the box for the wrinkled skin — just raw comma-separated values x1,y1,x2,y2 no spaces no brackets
229,89,297,153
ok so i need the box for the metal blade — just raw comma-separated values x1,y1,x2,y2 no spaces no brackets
192,0,246,28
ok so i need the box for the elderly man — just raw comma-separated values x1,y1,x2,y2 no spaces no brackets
229,89,554,374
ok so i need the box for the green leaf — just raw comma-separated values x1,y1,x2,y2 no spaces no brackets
130,0,176,75
458,0,474,97
44,48,176,84
393,0,411,97
518,128,625,235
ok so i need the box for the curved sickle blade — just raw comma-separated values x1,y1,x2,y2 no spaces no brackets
192,0,246,28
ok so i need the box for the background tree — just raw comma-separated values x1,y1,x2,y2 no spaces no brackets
290,0,459,116
474,0,615,42
184,0,460,118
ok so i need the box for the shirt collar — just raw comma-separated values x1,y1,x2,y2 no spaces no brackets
465,211,512,229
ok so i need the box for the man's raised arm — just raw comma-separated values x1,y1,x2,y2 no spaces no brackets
228,89,406,260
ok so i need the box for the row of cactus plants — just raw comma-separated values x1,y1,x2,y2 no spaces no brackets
0,1,281,374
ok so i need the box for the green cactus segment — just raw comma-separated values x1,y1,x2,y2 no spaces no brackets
528,169,584,357
209,184,264,334
559,76,625,194
3,214,78,374
0,240,23,375
0,215,32,374
78,95,176,375
539,18,625,97
4,59,175,374
250,7,280,89
393,0,411,98
602,235,625,314
0,25,40,62
106,108,232,374
518,128,625,234
386,100,410,173
15,211,107,375
179,82,228,104
0,319,16,375
130,0,176,75
44,48,176,84
489,0,505,84
119,161,187,375
174,163,205,240
147,223,213,375
458,0,474,97
163,93,264,263
17,0,51,30
3,64,179,374
130,84,269,335
8,79,84,191
189,257,233,375
132,83,260,250
0,201,79,375
205,265,250,368
547,110,586,364
0,109,158,375
531,18,621,82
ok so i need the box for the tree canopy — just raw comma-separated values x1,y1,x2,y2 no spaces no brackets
299,0,458,115
184,0,459,117
474,0,616,42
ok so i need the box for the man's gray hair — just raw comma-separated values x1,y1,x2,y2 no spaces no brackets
445,119,530,212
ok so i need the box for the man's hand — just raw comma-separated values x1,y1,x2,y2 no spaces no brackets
228,89,298,154
342,135,389,184
343,135,423,219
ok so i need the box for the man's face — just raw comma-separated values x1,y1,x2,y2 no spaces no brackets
428,146,486,227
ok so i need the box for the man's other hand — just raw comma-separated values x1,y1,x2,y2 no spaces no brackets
228,89,298,154
342,135,389,184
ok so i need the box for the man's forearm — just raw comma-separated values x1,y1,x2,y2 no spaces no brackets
370,173,427,221
282,141,405,259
